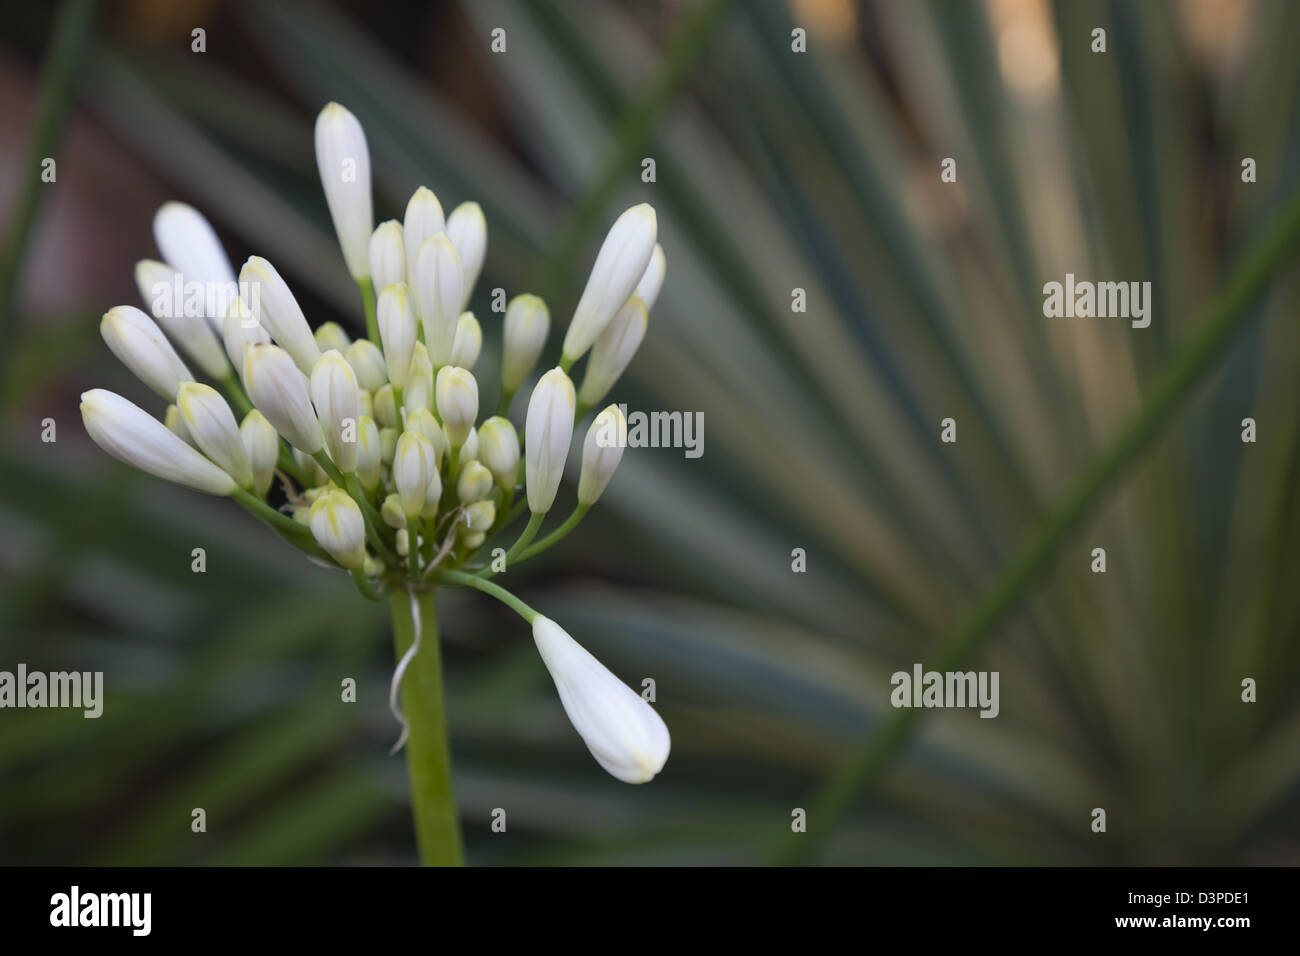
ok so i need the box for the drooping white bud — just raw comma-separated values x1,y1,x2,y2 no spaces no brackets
578,404,627,506
309,489,367,569
177,382,255,490
81,389,236,496
415,235,463,367
240,409,280,497
377,282,417,389
524,367,575,514
531,616,670,784
100,305,193,401
310,350,362,473
314,102,373,279
240,256,322,375
242,344,323,454
476,416,519,489
368,220,405,293
561,204,657,363
577,297,647,408
449,312,482,370
435,366,478,448
134,259,231,379
501,294,550,395
445,201,486,308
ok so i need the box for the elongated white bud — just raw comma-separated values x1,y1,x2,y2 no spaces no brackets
135,259,231,378
311,350,362,473
165,404,195,447
177,382,254,490
393,430,436,517
309,489,367,569
531,616,670,783
403,186,445,299
415,235,463,367
243,344,323,454
562,204,656,363
420,466,443,519
314,102,373,279
435,366,478,448
445,201,486,307
355,416,382,491
402,407,447,469
524,367,575,514
377,282,417,389
240,409,279,497
368,220,405,293
373,383,399,428
461,425,479,463
314,321,350,354
476,416,519,489
345,339,387,391
152,202,237,329
636,243,667,312
501,294,549,394
222,295,270,376
403,343,434,415
101,305,193,401
81,389,236,496
577,297,647,408
457,461,493,503
578,405,627,506
240,257,322,375
381,493,405,528
449,312,482,370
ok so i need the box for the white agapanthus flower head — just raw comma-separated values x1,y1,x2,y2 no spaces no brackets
80,102,670,786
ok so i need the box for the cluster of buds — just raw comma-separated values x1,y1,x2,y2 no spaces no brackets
81,103,670,784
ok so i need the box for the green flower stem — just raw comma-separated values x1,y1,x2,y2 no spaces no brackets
495,388,515,416
350,567,381,601
405,517,419,579
435,569,539,623
219,372,254,416
500,511,545,570
275,445,309,484
358,276,380,346
388,588,463,866
774,181,1300,866
516,503,589,562
231,488,331,562
559,355,574,374
313,450,346,487
344,473,398,565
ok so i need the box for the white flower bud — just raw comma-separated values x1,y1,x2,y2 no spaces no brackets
449,312,482,370
445,201,486,307
134,259,230,379
355,415,382,491
531,616,670,783
314,321,350,354
457,461,493,503
403,343,434,415
177,382,254,490
240,409,279,497
393,430,437,517
152,202,237,328
379,426,398,466
636,243,666,312
222,295,270,376
402,186,445,298
420,467,443,519
294,448,328,486
381,493,405,528
101,305,193,401
240,256,322,375
309,489,367,569
243,344,323,454
164,405,195,447
415,235,463,367
524,367,575,514
577,297,647,408
578,404,626,506
476,416,519,489
402,408,447,470
377,282,417,389
345,339,387,391
368,220,405,293
464,499,495,532
373,384,399,428
460,425,479,463
314,102,373,279
81,389,236,496
561,204,656,363
310,350,362,473
435,366,478,448
463,530,486,550
501,294,549,394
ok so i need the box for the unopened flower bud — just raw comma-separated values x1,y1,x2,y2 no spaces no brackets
393,430,437,517
501,294,549,395
578,297,647,408
562,204,656,363
314,102,373,279
314,321,350,354
445,201,486,307
355,416,382,491
101,305,193,401
524,367,575,514
243,344,323,454
403,186,445,296
403,408,447,469
435,366,478,448
449,312,482,369
636,243,666,312
457,461,493,503
368,220,405,293
310,350,362,472
578,404,627,506
345,339,387,392
240,409,279,497
476,416,519,489
240,256,322,375
373,383,399,428
309,489,366,569
415,235,463,367
135,259,230,378
178,382,255,490
464,499,495,532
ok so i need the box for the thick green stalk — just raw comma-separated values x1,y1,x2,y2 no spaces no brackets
774,184,1300,866
389,588,463,866
436,569,539,622
517,504,588,561
358,276,380,345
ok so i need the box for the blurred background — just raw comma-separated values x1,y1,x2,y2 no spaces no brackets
2,0,1300,865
